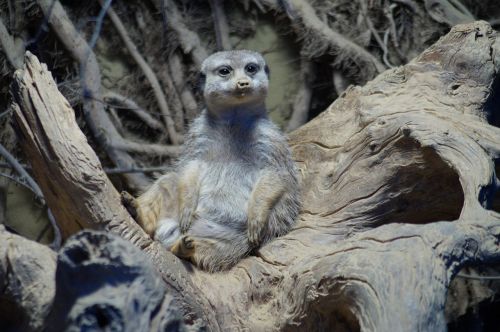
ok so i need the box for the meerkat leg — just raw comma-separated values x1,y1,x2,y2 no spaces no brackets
247,172,287,247
128,173,179,236
177,165,201,234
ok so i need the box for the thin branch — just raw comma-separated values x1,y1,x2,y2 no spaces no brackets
457,273,500,281
99,1,182,145
358,0,394,68
0,162,172,175
157,0,209,67
0,109,12,119
167,52,199,122
103,91,165,131
332,70,349,96
448,0,474,19
209,0,232,51
0,144,43,200
112,139,181,157
0,172,39,197
489,18,500,26
0,145,61,249
382,28,394,68
385,4,400,49
108,107,126,136
155,66,185,132
286,58,314,132
88,0,113,49
104,166,173,174
391,0,418,12
46,209,61,249
0,17,24,69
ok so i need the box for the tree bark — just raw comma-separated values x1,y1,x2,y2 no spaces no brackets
5,21,500,331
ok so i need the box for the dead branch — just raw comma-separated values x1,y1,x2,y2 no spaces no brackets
0,143,43,202
424,0,475,26
286,58,314,132
391,0,418,12
168,52,200,122
359,0,394,68
258,0,386,77
0,143,61,248
155,65,186,133
0,17,24,69
100,1,182,145
35,0,150,190
209,0,232,51
111,139,181,157
103,91,165,131
332,70,349,95
156,0,209,67
104,166,172,174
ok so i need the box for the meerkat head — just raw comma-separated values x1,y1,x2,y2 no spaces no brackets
199,50,270,116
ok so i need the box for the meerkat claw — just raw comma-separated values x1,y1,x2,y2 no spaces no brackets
183,235,194,249
171,235,195,259
179,208,195,234
121,191,138,220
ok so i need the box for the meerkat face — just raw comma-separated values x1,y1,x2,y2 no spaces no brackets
200,50,270,114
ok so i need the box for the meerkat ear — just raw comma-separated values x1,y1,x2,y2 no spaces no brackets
264,65,270,78
197,72,206,93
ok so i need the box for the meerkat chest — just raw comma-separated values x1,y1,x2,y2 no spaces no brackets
195,133,264,209
203,129,265,166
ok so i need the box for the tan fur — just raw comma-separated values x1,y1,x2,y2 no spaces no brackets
177,165,201,234
133,173,178,236
247,172,287,246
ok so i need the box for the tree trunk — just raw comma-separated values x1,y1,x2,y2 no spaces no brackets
2,21,500,331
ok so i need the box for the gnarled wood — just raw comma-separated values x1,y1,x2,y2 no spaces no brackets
8,21,500,331
0,225,56,331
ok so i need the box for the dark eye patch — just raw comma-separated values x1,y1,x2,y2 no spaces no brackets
245,63,260,74
217,66,232,77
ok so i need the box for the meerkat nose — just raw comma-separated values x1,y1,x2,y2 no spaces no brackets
236,79,250,89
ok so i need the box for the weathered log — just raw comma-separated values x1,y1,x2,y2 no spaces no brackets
7,21,500,331
46,230,189,332
0,225,56,331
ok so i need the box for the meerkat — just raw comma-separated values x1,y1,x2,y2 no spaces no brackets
123,50,300,272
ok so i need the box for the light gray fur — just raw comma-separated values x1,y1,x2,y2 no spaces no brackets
155,50,300,271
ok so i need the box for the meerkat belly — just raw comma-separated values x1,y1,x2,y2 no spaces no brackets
189,161,259,239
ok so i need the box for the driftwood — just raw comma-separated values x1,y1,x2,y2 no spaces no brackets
2,21,500,331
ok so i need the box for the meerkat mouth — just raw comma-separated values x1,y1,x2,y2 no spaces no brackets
234,88,252,98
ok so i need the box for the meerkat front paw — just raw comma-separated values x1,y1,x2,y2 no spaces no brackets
121,191,159,237
248,216,265,247
121,191,139,220
179,205,197,234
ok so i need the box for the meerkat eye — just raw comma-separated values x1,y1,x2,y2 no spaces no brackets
245,63,259,75
217,66,232,77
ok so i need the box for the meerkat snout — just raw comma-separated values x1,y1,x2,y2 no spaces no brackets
236,79,250,89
